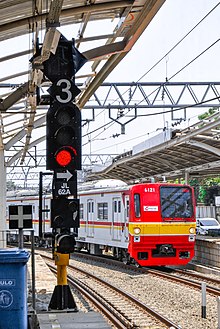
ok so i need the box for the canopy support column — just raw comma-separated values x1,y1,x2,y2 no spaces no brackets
0,149,6,248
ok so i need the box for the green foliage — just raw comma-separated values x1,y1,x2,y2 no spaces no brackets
198,186,207,203
198,107,218,121
189,177,220,205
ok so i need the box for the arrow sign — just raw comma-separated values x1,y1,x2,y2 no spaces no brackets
57,170,73,181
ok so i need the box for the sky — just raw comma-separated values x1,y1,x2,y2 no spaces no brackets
79,0,220,158
1,0,220,182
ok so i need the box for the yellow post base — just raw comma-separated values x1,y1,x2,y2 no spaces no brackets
49,252,77,310
54,253,69,286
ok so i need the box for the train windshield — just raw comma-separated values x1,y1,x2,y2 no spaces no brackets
160,186,193,219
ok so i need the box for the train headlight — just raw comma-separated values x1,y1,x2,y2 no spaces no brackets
134,227,141,235
189,227,195,234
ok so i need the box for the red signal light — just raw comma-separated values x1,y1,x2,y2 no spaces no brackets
55,149,72,167
55,146,77,167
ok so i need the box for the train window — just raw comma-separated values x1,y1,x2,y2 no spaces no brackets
118,200,121,213
45,205,49,219
97,203,108,220
80,204,83,219
87,200,94,213
134,193,141,218
160,186,193,219
114,200,117,212
126,200,129,218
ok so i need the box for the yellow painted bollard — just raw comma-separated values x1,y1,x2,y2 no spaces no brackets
49,252,77,310
55,253,69,286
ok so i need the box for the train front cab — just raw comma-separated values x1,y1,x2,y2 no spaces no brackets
127,183,196,266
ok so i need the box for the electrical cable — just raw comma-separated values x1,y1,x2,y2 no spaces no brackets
84,3,220,148
137,2,220,82
84,38,220,141
169,38,220,80
83,94,220,147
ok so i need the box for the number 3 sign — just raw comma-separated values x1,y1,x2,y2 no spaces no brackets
48,78,81,103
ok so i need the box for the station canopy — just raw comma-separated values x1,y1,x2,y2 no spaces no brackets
86,111,220,183
1,1,220,185
0,0,166,179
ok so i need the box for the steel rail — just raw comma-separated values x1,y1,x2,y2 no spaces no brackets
47,262,135,329
43,255,180,329
173,268,220,285
71,251,220,297
145,268,220,297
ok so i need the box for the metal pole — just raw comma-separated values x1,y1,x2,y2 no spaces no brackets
39,172,53,240
49,253,76,310
0,149,7,248
31,230,36,310
217,297,220,329
39,172,43,238
185,171,189,184
18,228,24,249
201,282,206,318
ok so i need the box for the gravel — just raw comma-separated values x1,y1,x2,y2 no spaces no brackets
69,256,219,329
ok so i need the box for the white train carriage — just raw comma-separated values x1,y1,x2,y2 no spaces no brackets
76,181,130,257
5,179,196,266
6,190,51,243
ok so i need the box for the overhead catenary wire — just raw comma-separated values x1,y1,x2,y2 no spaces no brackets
84,2,220,147
84,38,220,141
137,1,220,82
82,95,220,147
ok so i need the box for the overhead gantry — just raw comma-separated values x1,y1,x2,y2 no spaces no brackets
0,0,166,247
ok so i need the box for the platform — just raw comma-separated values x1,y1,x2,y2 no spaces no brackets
27,254,111,329
37,311,111,329
194,235,220,269
27,237,220,328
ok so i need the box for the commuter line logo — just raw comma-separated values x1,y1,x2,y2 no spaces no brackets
0,290,13,308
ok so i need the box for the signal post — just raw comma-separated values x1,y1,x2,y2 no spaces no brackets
42,34,87,310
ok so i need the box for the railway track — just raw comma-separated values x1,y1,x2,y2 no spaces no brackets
70,251,220,296
32,247,220,296
155,267,220,296
171,267,220,286
43,255,180,329
35,250,220,328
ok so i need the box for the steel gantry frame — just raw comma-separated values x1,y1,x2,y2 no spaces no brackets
82,81,220,132
83,81,220,110
6,82,220,186
1,1,220,188
4,80,220,184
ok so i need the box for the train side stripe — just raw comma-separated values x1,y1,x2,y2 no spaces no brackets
129,222,196,235
79,222,196,235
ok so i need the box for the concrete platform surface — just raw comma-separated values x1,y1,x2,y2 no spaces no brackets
37,311,112,329
27,254,112,329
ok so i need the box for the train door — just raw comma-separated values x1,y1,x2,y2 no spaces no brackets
124,196,129,241
112,197,122,240
86,199,94,237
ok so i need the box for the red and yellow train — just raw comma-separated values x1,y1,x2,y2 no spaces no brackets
77,181,196,266
7,180,196,266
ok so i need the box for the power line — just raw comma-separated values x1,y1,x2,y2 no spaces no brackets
169,38,220,80
138,2,220,82
82,94,220,148
132,96,220,118
83,3,220,146
92,36,220,140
